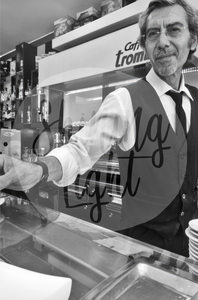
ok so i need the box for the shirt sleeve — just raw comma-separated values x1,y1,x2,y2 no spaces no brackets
47,87,135,187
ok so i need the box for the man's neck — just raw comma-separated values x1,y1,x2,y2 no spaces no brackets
157,72,182,91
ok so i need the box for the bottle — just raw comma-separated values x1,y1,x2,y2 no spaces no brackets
7,102,11,119
28,81,32,96
54,133,62,148
36,84,40,95
27,105,31,123
19,60,23,75
62,129,67,145
0,103,2,121
11,87,16,101
22,147,29,162
25,80,29,97
19,79,23,99
36,147,45,158
25,80,31,97
1,90,4,102
6,103,9,119
64,124,72,142
21,110,23,123
2,103,5,119
27,149,37,162
36,107,41,122
40,148,45,157
4,88,8,101
42,100,48,122
8,89,12,101
11,102,15,119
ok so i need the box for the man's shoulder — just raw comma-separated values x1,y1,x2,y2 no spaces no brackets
125,77,155,94
185,84,198,100
185,83,198,91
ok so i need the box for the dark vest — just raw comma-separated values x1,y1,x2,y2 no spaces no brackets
117,79,198,239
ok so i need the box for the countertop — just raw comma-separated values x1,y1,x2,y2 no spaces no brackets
0,192,198,299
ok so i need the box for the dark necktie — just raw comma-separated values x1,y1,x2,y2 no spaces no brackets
166,90,187,139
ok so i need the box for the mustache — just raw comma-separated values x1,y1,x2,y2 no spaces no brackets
155,49,176,58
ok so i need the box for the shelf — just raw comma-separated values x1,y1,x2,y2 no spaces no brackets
52,0,198,53
0,100,12,103
52,0,150,52
0,118,15,122
1,74,11,78
32,93,45,97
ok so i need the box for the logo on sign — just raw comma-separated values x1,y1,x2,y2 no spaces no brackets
115,41,149,68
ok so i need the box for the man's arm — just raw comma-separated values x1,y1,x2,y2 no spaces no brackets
0,154,62,191
0,87,132,191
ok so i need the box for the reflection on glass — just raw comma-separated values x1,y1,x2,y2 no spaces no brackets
22,147,29,162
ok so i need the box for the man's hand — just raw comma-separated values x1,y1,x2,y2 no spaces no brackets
0,154,42,191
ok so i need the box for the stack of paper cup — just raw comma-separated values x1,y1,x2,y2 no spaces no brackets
0,197,5,224
185,219,198,266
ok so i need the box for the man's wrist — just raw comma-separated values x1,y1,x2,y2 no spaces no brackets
33,160,49,189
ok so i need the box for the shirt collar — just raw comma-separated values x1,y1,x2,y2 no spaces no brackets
146,68,193,100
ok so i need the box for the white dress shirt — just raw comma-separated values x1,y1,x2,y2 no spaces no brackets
48,68,193,187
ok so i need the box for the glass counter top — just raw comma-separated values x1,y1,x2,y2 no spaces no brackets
0,192,198,300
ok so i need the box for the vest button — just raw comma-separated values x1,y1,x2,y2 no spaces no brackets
181,211,185,216
182,194,186,200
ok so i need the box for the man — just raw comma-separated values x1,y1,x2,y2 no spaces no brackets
0,0,198,257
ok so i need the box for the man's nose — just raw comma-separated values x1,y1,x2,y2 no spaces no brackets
157,31,171,47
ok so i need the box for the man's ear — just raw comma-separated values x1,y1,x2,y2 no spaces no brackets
190,35,198,52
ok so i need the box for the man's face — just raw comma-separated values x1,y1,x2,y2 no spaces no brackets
144,4,197,82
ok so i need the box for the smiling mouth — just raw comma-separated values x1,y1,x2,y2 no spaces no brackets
156,53,175,60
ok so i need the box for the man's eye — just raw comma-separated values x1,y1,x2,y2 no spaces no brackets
147,31,158,38
168,27,181,35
